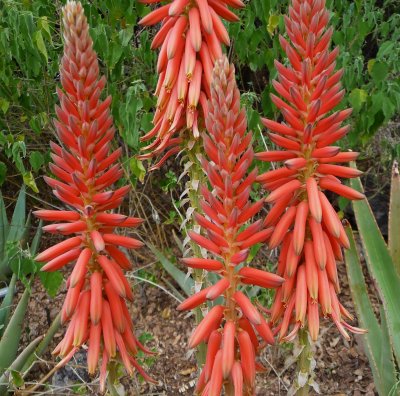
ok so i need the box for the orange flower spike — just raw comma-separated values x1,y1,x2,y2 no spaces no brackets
34,0,153,383
180,57,283,394
138,0,244,169
258,0,366,341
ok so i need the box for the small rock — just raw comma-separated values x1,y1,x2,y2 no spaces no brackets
52,350,91,388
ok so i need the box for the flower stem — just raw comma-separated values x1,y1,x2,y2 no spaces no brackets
296,329,312,396
187,142,207,366
107,361,121,396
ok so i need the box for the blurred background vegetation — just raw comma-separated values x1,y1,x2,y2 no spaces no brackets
0,0,399,194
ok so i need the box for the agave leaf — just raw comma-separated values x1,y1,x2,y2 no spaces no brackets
148,244,194,297
30,220,42,256
344,226,397,395
20,212,31,249
0,192,9,256
0,286,30,375
0,273,17,336
350,171,400,366
7,186,26,243
389,161,400,274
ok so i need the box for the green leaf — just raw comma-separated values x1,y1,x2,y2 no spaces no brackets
119,27,134,47
39,270,63,298
350,169,400,366
108,41,124,69
381,96,396,120
30,220,42,256
10,257,36,279
37,16,52,43
0,192,9,258
29,112,48,135
0,98,9,114
119,83,145,149
33,30,48,62
267,14,280,35
8,187,26,242
344,226,397,396
370,61,389,84
129,157,146,183
22,172,39,193
338,196,350,212
29,151,44,172
367,59,376,75
0,286,30,374
377,41,395,59
0,162,6,186
148,244,194,297
348,88,367,112
10,369,24,387
0,274,17,336
4,335,42,384
389,161,400,275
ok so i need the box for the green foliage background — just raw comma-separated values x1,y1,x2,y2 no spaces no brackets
0,0,399,191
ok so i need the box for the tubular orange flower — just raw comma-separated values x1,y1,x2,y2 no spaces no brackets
138,0,243,170
257,0,367,342
34,1,154,389
178,57,284,395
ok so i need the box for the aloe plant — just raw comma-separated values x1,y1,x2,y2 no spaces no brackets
0,186,43,336
0,313,61,393
0,187,28,281
389,161,400,274
344,162,400,396
0,186,56,385
0,286,31,374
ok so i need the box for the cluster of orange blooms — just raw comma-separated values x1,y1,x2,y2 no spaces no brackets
36,0,365,394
